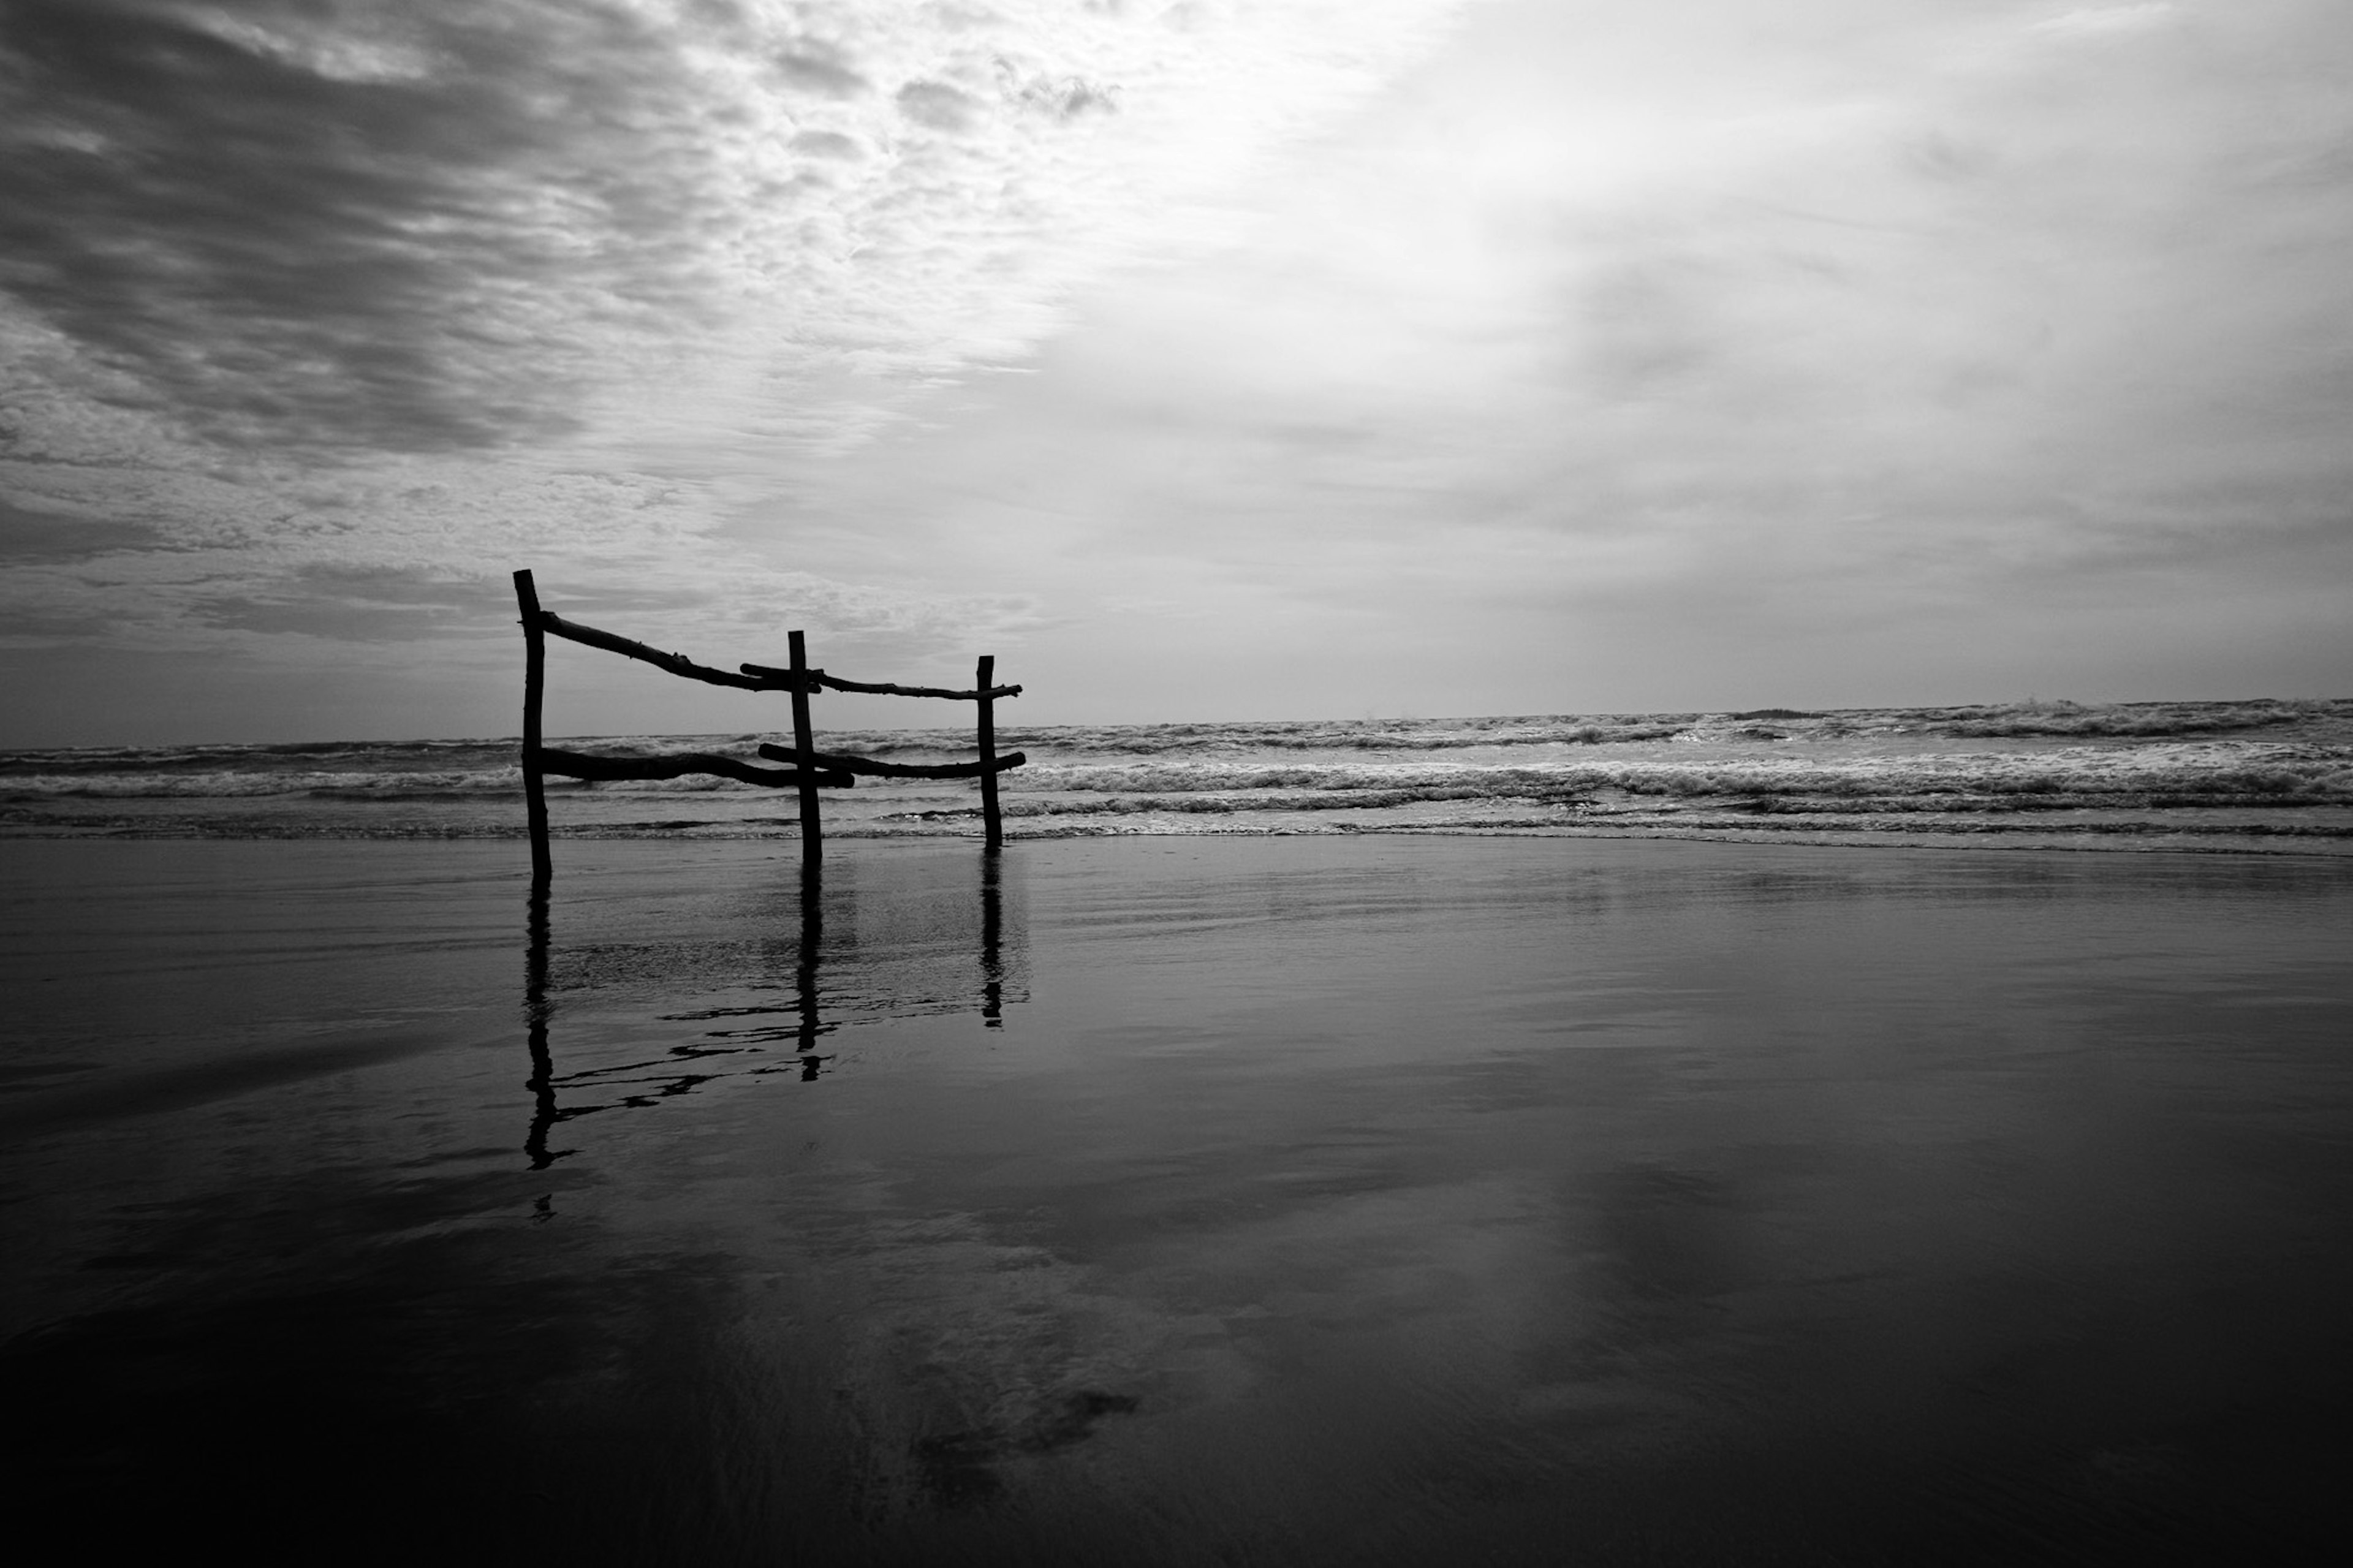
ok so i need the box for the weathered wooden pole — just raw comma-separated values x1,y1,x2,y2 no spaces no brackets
976,654,1001,849
513,569,551,884
789,629,821,863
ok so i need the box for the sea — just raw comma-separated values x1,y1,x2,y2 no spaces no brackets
6,697,2351,854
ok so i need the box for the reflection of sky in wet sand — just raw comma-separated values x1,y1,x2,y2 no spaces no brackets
3,838,2351,1560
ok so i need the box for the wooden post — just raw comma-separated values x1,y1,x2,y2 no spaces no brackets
789,629,821,863
513,570,551,884
976,654,1001,849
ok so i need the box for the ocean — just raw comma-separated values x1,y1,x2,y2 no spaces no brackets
7,697,2351,853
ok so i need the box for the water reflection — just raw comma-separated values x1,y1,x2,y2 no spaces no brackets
6,839,2351,1563
982,848,1006,1028
523,884,558,1169
522,852,1025,1165
795,857,827,1062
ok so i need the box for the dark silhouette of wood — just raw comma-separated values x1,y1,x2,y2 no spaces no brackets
754,744,1025,779
539,613,813,692
537,748,852,789
513,570,552,883
513,569,1019,866
789,629,821,864
740,662,1020,701
978,654,1002,849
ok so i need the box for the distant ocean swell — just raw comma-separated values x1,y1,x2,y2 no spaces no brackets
4,700,2350,852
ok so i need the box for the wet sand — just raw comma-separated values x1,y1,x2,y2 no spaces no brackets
4,837,2351,1562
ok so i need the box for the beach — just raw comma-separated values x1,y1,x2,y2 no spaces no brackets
4,833,2351,1562
12,0,2353,1555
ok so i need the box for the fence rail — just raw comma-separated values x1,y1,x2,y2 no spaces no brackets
752,744,1025,781
536,747,855,789
740,662,1022,702
513,569,1020,880
539,610,807,692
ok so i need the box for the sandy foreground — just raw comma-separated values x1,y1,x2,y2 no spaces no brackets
3,836,2351,1562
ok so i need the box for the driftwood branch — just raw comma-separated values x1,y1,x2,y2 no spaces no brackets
537,748,854,789
740,662,1020,701
756,744,1026,779
536,613,813,693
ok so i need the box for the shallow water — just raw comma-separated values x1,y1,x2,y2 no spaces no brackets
3,838,2351,1562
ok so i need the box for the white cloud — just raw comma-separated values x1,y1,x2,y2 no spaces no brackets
2032,4,2178,41
1,0,1472,684
7,0,2349,738
741,0,2353,716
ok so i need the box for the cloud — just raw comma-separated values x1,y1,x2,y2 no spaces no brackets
2033,4,2178,40
194,566,512,643
739,0,2353,715
0,496,167,563
1,0,1471,462
12,0,2341,740
895,78,981,131
0,0,723,454
775,50,871,99
0,0,1472,723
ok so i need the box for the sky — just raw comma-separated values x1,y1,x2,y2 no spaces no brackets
2,0,2349,746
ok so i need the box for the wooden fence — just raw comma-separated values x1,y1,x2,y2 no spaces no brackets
513,569,1023,878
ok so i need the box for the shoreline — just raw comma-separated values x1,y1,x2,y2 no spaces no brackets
7,817,2352,855
6,699,2348,855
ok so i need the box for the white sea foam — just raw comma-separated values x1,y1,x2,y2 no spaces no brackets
4,702,2347,848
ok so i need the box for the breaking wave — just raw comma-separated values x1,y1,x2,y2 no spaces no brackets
4,699,2349,851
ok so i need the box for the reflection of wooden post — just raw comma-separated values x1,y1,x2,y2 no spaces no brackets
523,882,559,1168
513,570,551,883
979,848,1003,1026
796,857,824,1067
789,629,820,863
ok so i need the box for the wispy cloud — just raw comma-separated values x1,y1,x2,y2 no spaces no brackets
745,0,2353,714
2,0,2346,740
0,0,1469,722
2,0,1469,457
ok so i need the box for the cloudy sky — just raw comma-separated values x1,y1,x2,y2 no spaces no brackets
2,0,2347,744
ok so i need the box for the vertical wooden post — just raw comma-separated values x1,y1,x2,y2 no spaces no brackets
976,654,1001,849
513,569,551,884
789,629,821,864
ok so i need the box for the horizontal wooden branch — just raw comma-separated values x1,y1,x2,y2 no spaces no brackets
740,662,1020,701
537,748,854,789
756,744,1026,779
536,613,813,693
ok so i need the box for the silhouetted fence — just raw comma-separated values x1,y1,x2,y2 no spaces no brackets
513,569,1023,878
